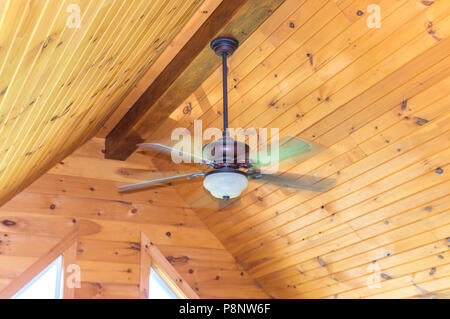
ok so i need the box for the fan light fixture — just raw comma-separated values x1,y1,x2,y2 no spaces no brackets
203,171,248,199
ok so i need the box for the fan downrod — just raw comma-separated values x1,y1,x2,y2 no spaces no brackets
210,37,239,56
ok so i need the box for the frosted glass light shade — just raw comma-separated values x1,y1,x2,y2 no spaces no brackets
203,172,248,199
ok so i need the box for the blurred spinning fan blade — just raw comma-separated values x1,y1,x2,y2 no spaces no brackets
118,172,205,191
251,136,322,168
138,143,211,165
117,168,206,180
250,172,335,192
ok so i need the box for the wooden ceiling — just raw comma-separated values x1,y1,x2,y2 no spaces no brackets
139,0,450,298
0,0,205,206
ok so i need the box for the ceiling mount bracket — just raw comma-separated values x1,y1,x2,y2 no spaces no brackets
210,37,239,56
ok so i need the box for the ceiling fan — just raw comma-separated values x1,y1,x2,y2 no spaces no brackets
118,37,334,201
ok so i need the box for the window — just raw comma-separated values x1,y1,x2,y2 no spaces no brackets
149,268,179,299
12,256,64,299
140,233,198,299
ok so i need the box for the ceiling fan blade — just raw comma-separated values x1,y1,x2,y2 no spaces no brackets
250,173,335,192
137,143,211,165
116,168,208,180
118,172,205,191
251,136,322,168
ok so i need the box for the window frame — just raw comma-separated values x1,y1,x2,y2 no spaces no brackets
0,228,78,299
149,267,179,299
140,232,199,299
12,255,64,299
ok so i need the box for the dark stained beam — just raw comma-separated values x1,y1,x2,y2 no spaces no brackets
105,0,286,160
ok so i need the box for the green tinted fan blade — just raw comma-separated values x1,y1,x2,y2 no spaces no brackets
251,136,320,168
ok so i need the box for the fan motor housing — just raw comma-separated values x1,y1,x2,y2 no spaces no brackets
202,137,251,168
204,167,247,177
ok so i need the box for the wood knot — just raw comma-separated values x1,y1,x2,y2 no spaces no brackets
2,220,16,227
426,21,441,41
306,53,313,66
421,0,434,6
317,256,326,267
401,100,408,110
128,242,141,251
166,255,189,265
380,273,392,280
414,116,429,126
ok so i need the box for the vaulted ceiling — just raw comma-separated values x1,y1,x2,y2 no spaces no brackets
0,0,449,299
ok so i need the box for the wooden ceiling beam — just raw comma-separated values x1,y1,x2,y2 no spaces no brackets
105,0,286,160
